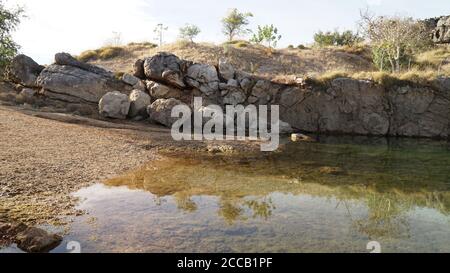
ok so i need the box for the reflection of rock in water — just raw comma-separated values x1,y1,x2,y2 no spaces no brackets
103,137,450,239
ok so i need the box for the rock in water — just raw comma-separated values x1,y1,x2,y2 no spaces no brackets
148,98,187,127
15,227,62,253
99,91,130,119
9,54,44,87
129,90,151,118
143,52,187,88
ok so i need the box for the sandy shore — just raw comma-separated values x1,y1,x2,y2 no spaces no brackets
0,105,164,228
0,104,261,233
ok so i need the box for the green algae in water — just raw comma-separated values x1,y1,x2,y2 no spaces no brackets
62,137,450,253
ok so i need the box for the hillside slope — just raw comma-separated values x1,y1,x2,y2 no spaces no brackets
82,42,375,79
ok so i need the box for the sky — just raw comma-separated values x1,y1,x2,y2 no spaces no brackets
6,0,450,64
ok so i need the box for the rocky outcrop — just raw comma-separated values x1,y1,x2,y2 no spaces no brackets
9,54,45,87
99,91,131,119
37,53,132,103
432,16,450,44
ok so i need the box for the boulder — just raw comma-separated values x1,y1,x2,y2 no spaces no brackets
150,83,184,99
15,227,62,253
55,52,113,78
433,16,450,43
223,90,246,105
239,78,254,93
251,80,272,105
9,54,44,87
122,73,140,86
147,98,187,127
99,91,130,119
37,65,132,103
133,59,146,79
133,80,147,92
128,90,151,118
143,53,187,88
185,64,219,96
218,58,235,80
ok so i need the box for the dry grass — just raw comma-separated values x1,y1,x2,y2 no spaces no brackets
414,45,450,74
77,46,127,62
86,41,376,79
309,69,449,89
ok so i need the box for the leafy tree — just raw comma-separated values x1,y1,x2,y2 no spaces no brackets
221,8,253,41
359,10,432,72
179,24,201,43
250,24,282,48
0,1,24,78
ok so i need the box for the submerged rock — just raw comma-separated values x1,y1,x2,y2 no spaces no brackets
15,227,62,253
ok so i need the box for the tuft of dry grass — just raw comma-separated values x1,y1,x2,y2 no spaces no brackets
77,46,126,62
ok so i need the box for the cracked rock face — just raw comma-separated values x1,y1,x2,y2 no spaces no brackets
186,64,220,96
147,98,188,127
433,16,450,43
99,91,131,119
37,64,131,103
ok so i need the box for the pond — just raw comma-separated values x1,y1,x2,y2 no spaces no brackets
56,137,450,252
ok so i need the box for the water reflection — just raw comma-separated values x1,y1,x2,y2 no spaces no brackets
69,137,450,252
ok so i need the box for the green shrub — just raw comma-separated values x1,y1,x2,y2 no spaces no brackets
314,30,362,47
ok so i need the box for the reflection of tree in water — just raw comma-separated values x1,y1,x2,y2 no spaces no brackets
174,193,198,213
218,197,276,224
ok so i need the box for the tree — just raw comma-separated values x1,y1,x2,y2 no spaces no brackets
0,0,24,78
314,30,362,47
250,24,282,48
221,8,253,41
359,10,432,72
179,24,201,43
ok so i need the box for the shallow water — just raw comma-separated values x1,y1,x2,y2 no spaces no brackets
56,137,450,252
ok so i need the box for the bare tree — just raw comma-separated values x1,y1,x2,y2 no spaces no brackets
104,31,123,47
359,9,431,72
154,23,168,47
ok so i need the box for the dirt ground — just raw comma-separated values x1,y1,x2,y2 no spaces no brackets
0,104,261,234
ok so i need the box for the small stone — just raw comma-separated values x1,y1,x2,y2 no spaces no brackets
122,73,140,86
